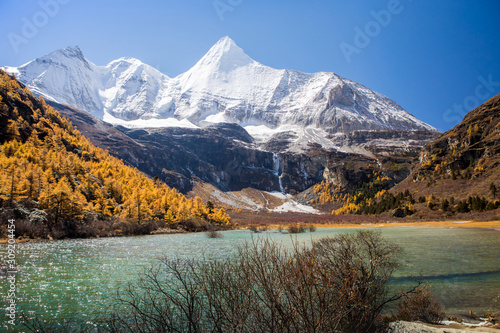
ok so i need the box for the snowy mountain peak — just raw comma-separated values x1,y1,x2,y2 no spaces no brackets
42,45,88,66
192,36,255,73
112,57,145,66
55,45,84,58
108,57,167,77
218,35,234,45
6,37,437,153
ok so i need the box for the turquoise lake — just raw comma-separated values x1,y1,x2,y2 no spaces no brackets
1,226,499,329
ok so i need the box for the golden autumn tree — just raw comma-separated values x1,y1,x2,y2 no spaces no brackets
0,69,232,236
39,177,86,225
209,208,231,225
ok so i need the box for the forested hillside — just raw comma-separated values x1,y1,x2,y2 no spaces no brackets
309,95,500,219
0,70,230,239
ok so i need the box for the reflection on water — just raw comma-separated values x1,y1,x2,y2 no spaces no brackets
1,227,499,325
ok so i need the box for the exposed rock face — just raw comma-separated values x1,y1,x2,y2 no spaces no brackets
329,130,439,157
127,124,279,192
277,153,327,194
115,126,339,194
53,99,419,200
52,101,327,194
393,94,500,200
321,152,377,188
419,94,500,169
52,101,195,193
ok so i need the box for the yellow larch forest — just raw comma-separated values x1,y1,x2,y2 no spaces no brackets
0,69,230,238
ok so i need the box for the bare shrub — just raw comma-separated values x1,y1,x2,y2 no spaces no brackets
287,223,306,233
111,219,163,236
49,224,67,240
13,219,49,239
248,225,260,233
310,230,403,332
394,286,445,324
111,230,413,333
206,229,223,238
75,219,115,238
184,217,208,231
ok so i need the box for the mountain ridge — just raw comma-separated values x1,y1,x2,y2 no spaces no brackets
5,37,436,152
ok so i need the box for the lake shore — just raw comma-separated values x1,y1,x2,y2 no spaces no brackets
1,219,499,244
309,220,500,229
1,223,498,330
255,220,500,231
389,320,500,333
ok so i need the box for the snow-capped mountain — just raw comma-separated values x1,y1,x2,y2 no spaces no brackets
5,37,436,151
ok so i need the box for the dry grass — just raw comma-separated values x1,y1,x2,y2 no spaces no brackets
228,209,500,231
308,220,500,229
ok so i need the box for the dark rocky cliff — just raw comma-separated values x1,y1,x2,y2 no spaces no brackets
51,102,431,200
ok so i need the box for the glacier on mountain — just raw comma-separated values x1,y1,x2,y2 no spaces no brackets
4,36,436,151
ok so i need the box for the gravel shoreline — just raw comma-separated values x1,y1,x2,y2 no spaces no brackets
388,320,500,332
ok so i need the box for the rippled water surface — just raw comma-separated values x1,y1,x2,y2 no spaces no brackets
1,226,499,327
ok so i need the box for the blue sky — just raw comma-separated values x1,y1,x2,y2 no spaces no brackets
0,0,499,132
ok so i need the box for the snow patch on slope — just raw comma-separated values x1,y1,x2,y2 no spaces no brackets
267,192,319,214
103,112,199,129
